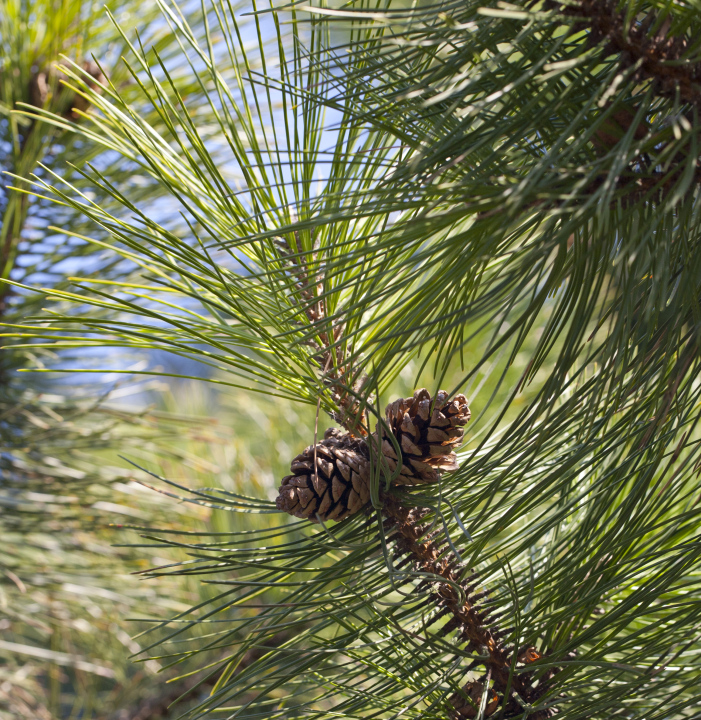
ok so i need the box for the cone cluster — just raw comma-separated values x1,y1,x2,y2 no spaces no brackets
276,389,470,522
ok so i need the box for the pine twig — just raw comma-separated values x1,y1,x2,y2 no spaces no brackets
275,232,368,433
382,496,553,719
545,2,701,198
551,0,701,107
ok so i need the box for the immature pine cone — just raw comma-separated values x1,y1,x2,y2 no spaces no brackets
450,681,499,719
276,428,371,522
378,388,470,485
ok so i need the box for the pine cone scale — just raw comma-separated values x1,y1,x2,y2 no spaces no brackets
317,489,333,516
382,439,399,459
336,459,352,482
331,476,345,502
399,435,420,455
311,473,327,495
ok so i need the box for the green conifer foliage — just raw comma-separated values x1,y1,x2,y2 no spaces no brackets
7,1,701,717
0,1,244,715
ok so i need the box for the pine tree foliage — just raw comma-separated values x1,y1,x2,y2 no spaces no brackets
0,0,249,715
5,0,701,718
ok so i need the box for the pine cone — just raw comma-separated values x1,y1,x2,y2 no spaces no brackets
29,71,50,108
378,388,470,485
276,428,371,522
29,60,106,120
450,681,499,719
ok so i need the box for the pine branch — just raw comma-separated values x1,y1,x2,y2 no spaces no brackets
11,2,701,718
275,233,368,433
278,386,552,716
547,1,701,200
0,59,105,315
0,193,28,315
551,1,701,107
383,496,552,719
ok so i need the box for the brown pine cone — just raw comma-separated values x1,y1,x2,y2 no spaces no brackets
29,71,50,108
378,388,470,485
28,60,106,119
450,681,500,719
276,428,371,522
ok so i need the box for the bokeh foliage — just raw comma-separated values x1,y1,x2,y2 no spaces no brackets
0,0,271,716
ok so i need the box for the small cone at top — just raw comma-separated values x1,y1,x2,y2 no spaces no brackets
377,388,470,485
